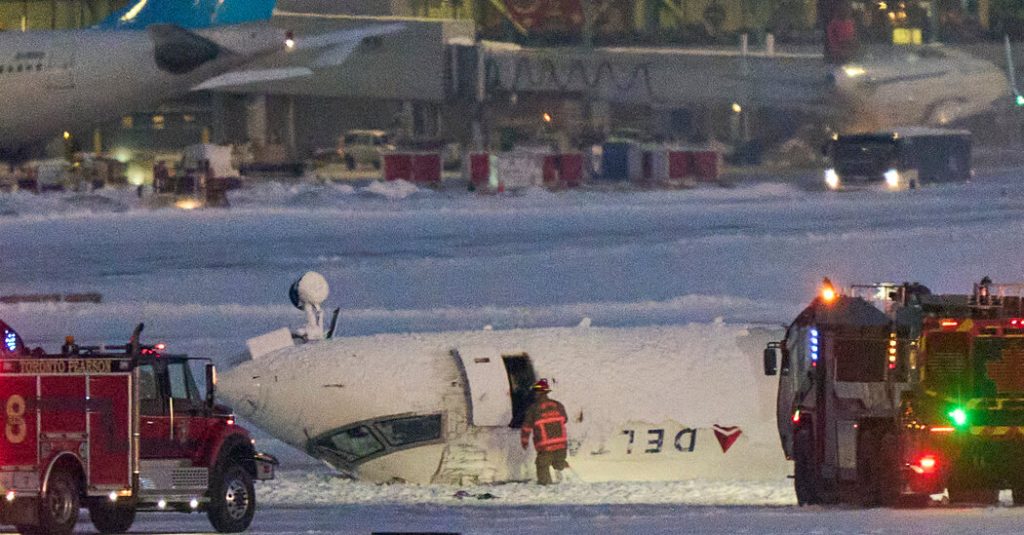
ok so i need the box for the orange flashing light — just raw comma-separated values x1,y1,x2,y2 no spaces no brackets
929,426,955,433
820,277,837,304
940,319,959,329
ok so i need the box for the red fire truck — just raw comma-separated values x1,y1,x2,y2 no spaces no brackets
0,320,276,534
765,278,1024,506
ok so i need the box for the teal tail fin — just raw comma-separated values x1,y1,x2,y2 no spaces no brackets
98,0,276,30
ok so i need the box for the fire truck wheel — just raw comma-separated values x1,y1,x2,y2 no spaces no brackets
793,427,820,506
874,431,901,507
208,463,255,533
948,471,999,505
88,501,136,533
37,471,80,535
1013,487,1024,506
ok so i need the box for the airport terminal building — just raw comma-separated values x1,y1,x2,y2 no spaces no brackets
0,0,1013,165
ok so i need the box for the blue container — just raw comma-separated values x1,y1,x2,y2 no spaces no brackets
602,142,632,181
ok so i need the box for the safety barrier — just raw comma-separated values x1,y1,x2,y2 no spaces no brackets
634,147,721,185
465,153,491,189
383,152,442,184
465,146,718,191
466,151,586,192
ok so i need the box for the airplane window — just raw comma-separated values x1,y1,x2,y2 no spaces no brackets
374,414,442,447
323,426,384,462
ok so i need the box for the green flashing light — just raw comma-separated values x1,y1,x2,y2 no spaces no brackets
1016,94,1024,107
948,408,968,427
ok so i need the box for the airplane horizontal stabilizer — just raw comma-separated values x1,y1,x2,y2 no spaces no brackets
297,24,405,69
193,67,315,91
98,0,276,30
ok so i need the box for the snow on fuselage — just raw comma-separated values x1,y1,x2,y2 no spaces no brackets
219,323,790,484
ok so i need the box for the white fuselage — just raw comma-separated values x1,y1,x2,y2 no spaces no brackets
0,25,284,154
220,323,791,485
833,46,1008,131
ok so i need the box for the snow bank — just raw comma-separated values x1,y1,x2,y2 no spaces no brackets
259,469,797,507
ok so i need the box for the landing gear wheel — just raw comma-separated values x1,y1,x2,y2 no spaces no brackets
38,471,80,535
89,501,136,533
207,463,255,533
793,427,820,506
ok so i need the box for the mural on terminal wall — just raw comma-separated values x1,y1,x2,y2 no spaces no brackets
501,0,637,35
503,0,584,32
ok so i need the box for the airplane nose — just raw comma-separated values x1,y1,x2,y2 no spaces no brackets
216,364,260,419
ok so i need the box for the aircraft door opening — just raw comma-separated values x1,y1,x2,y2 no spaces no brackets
451,349,535,428
46,47,74,89
502,354,536,429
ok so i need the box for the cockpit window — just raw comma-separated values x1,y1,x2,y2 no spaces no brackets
311,413,446,465
322,426,384,462
375,415,442,447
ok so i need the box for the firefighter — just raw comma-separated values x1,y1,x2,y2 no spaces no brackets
520,378,569,485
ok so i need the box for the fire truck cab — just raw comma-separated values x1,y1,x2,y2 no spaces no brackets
766,278,1024,507
0,320,276,534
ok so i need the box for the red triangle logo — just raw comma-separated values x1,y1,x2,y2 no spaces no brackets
713,425,742,453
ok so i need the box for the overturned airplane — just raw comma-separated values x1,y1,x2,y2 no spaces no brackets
219,278,788,485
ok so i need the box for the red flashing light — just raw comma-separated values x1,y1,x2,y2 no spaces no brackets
940,319,959,329
918,455,937,471
792,410,801,424
226,418,235,426
155,343,166,351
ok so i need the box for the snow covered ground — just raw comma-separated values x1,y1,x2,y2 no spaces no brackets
4,172,1024,532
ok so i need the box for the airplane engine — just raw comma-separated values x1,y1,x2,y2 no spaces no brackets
150,24,221,75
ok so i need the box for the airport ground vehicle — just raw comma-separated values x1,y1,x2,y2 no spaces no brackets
765,278,1024,506
0,321,276,534
151,144,241,209
823,128,971,190
340,130,394,170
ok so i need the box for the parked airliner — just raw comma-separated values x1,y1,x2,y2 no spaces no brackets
0,0,401,161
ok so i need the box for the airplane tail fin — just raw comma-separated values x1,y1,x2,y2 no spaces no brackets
97,0,276,30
